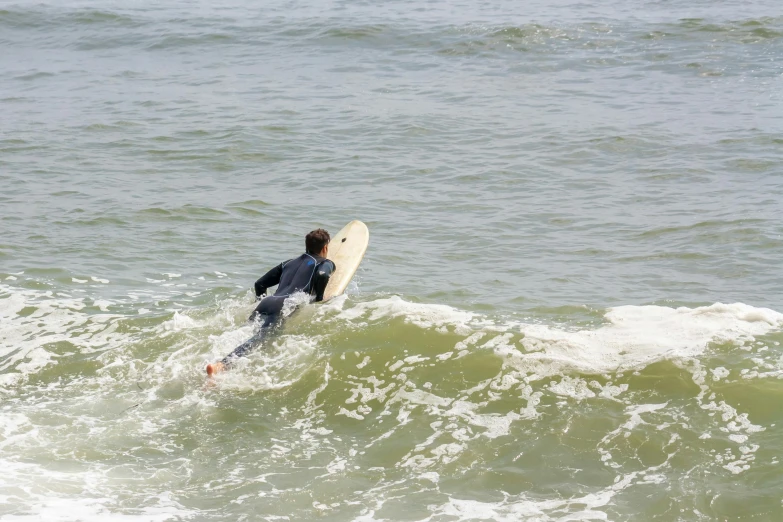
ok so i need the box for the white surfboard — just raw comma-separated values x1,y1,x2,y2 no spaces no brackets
323,220,369,300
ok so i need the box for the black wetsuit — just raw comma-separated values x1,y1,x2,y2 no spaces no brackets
220,253,335,365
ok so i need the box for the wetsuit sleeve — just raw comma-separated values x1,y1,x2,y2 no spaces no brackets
253,261,286,298
312,260,336,302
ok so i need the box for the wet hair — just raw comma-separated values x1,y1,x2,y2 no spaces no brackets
305,228,330,255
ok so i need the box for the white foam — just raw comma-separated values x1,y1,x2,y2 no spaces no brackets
430,491,613,522
93,299,113,312
0,284,129,384
280,291,314,318
335,295,475,332
328,297,783,487
209,329,322,393
620,403,669,431
314,293,349,316
161,310,200,331
3,287,782,519
711,367,730,381
1,492,192,521
499,303,783,379
0,458,194,522
548,375,597,400
326,299,782,382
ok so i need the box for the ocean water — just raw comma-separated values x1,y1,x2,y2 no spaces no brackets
1,0,783,520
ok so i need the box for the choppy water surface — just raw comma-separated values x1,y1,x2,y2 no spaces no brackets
1,0,783,520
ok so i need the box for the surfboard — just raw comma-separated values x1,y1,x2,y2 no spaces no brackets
323,220,369,301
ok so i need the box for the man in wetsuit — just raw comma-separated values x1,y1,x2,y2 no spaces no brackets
206,228,335,375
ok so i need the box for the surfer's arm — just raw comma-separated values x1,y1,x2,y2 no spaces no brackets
312,260,335,302
254,262,285,298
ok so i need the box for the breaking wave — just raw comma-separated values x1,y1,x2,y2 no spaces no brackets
2,281,782,519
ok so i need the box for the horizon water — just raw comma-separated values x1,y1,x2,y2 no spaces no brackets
1,1,783,520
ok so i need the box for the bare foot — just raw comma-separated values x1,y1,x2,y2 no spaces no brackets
206,362,226,376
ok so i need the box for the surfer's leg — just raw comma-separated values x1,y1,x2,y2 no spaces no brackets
218,313,280,368
249,295,285,323
247,300,266,323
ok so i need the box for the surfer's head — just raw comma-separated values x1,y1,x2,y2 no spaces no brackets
306,228,330,256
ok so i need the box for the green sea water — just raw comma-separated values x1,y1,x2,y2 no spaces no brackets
1,1,783,520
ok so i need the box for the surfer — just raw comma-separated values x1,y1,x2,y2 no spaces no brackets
206,228,336,375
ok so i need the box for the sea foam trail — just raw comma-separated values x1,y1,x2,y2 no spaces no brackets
505,302,783,378
325,296,783,379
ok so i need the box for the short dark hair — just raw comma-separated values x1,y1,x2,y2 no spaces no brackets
306,228,330,255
